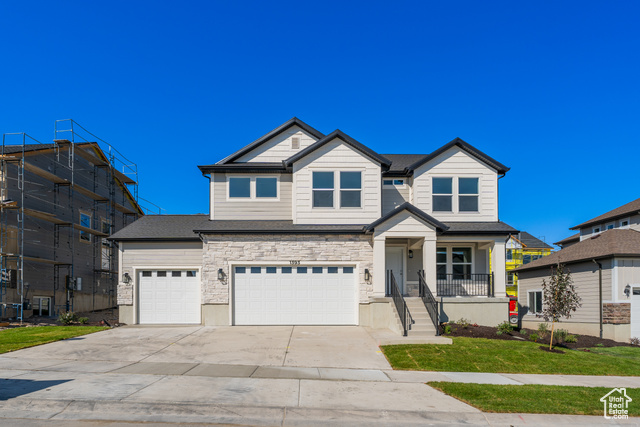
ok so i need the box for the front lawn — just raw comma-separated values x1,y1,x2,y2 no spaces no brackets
428,382,639,416
0,326,108,354
382,337,640,375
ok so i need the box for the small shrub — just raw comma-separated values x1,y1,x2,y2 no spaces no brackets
78,317,89,324
529,333,539,342
456,318,470,329
519,328,528,335
630,337,640,346
565,334,578,344
443,324,452,335
58,312,77,325
596,343,605,348
537,323,549,338
496,321,514,335
554,328,569,344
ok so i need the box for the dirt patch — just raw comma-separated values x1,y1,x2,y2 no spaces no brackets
440,323,636,349
539,345,565,354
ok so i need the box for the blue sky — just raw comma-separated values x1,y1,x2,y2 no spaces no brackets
1,1,639,247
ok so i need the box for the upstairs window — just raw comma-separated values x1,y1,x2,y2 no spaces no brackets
313,172,334,208
620,219,630,227
340,171,361,208
79,212,91,242
383,179,405,186
506,249,513,261
432,178,452,212
458,178,479,212
291,137,300,149
256,177,277,198
229,177,251,198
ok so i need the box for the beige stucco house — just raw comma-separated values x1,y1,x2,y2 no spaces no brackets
110,118,517,335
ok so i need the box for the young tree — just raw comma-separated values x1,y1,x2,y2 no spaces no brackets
538,263,582,349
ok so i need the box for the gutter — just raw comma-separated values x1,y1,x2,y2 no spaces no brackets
592,259,603,339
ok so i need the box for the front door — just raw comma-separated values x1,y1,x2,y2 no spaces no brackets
386,247,405,294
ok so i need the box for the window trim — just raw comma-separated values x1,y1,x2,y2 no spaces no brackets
620,218,630,228
79,211,92,243
339,171,362,209
312,170,335,209
431,175,481,214
432,176,453,212
311,169,364,210
226,175,280,201
458,177,479,213
527,289,543,315
592,226,602,235
436,245,475,277
605,222,615,230
383,179,406,188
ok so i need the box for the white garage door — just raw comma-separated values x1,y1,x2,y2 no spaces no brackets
138,270,200,324
632,287,640,339
233,265,357,325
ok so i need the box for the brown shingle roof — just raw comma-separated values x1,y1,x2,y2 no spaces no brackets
553,233,580,247
515,229,640,272
570,197,640,230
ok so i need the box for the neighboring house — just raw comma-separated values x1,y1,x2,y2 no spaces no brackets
505,232,553,297
110,118,517,334
554,233,580,249
0,140,143,318
516,197,640,342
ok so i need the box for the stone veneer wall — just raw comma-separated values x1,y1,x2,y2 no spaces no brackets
201,234,374,304
117,282,133,305
603,303,631,324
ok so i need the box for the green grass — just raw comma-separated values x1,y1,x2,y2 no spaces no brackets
0,326,108,354
428,382,640,416
382,337,640,375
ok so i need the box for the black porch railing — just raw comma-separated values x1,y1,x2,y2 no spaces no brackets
418,270,439,335
386,270,411,336
436,273,494,297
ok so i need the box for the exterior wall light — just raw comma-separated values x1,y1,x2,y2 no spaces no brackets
218,268,226,281
408,250,413,259
624,284,631,297
122,272,132,284
364,269,370,282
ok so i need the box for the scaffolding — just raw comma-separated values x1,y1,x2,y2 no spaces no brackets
0,120,147,320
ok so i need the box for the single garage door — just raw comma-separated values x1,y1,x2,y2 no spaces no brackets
138,270,200,324
233,265,357,325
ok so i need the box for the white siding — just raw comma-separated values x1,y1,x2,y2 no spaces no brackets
293,138,382,224
518,260,612,324
412,146,498,222
122,241,203,271
235,125,320,163
212,173,292,220
616,258,640,301
382,182,410,214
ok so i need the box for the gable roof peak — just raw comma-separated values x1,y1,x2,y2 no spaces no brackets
365,202,449,233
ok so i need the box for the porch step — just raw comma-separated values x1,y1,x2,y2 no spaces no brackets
405,297,438,337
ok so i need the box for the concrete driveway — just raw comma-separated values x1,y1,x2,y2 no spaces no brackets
3,325,391,369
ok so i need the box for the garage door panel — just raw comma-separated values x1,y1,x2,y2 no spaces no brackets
138,270,200,324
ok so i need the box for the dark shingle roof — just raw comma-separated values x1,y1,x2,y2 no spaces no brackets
218,117,325,164
554,233,580,247
283,130,391,168
381,154,427,174
406,138,509,174
365,202,448,232
443,221,518,235
518,231,553,249
198,162,286,174
195,221,367,234
109,215,209,241
570,197,640,230
515,229,640,272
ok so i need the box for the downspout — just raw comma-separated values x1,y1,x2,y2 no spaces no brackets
592,259,603,339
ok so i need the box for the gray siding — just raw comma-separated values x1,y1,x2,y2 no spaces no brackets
121,241,203,271
212,173,292,220
382,184,410,215
615,257,640,300
518,260,612,324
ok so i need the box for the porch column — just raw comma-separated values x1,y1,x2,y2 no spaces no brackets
422,237,437,293
372,235,386,298
492,238,507,297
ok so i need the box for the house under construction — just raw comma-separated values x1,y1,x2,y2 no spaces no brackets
0,120,146,320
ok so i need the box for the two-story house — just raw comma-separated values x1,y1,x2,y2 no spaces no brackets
516,197,640,342
110,118,517,334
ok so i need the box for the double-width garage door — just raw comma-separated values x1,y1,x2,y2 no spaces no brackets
233,265,357,325
138,270,200,324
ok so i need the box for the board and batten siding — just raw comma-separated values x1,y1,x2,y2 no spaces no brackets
615,257,640,301
412,146,498,222
235,125,320,163
518,260,612,324
121,241,203,271
211,173,292,220
382,183,410,215
292,139,382,224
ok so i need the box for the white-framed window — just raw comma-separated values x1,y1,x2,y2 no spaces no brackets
432,177,453,212
228,176,279,200
312,171,363,209
593,226,602,234
229,177,251,198
528,290,543,314
436,246,473,279
340,171,362,208
312,171,334,208
458,177,479,212
620,218,630,228
606,222,615,230
383,179,405,187
507,272,515,285
79,212,91,243
436,247,447,279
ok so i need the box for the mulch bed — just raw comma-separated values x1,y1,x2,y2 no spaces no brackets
1,307,122,330
440,323,636,349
